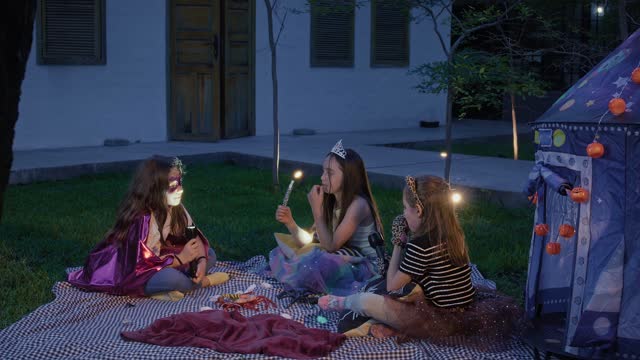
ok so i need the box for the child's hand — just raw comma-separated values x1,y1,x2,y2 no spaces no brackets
178,238,199,263
275,205,294,226
307,185,324,217
192,259,207,284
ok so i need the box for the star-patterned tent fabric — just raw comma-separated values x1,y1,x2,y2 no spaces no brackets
537,30,639,124
525,28,640,359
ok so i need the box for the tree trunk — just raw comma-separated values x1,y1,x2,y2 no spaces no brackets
443,55,455,182
0,0,37,223
510,92,519,160
264,0,280,189
618,0,629,42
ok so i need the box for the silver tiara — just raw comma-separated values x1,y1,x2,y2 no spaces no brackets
171,157,185,173
330,139,347,159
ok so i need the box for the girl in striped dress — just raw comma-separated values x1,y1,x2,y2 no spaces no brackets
319,175,520,344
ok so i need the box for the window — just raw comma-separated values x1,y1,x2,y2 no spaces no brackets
37,0,106,65
310,0,355,67
371,0,409,67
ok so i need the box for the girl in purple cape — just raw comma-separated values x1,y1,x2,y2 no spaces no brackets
269,140,385,295
68,156,228,301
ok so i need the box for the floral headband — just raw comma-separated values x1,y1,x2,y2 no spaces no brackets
405,176,424,211
171,157,185,174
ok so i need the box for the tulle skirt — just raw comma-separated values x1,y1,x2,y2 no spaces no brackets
267,245,378,296
382,286,524,350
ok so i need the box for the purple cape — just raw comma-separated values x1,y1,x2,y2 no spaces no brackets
68,214,209,296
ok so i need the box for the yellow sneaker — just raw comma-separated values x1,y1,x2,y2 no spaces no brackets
204,272,229,287
150,290,184,302
343,320,374,337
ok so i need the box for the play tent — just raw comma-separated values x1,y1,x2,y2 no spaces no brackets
524,29,640,358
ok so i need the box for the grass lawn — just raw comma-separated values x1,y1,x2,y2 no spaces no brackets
0,163,533,329
390,134,537,161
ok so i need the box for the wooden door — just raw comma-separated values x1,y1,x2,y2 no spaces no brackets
222,0,255,138
169,0,221,141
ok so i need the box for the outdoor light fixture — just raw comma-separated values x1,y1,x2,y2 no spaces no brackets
596,6,604,15
440,152,448,158
451,192,462,204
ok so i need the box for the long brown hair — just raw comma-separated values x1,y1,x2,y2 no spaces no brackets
321,149,383,236
404,175,468,266
107,155,188,245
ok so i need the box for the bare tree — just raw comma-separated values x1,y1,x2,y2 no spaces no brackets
0,0,37,222
618,0,629,41
411,0,523,181
263,0,289,189
263,0,359,188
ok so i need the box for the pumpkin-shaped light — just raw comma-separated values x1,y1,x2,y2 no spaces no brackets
569,187,590,203
534,223,549,236
559,224,576,238
586,141,604,158
632,67,640,84
609,98,626,116
546,242,561,255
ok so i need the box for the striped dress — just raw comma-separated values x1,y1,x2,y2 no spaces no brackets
399,235,475,308
355,228,521,342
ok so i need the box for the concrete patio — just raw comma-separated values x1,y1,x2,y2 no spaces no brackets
10,120,535,207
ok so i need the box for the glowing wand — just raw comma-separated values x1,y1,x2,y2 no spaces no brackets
282,170,303,206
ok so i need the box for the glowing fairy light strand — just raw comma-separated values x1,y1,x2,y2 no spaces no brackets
594,59,640,141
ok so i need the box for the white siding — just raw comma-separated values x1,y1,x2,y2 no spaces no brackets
14,1,449,150
254,0,449,136
14,0,167,150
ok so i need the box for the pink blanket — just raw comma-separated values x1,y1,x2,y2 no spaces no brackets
121,310,346,359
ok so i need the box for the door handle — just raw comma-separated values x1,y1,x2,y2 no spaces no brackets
213,34,219,61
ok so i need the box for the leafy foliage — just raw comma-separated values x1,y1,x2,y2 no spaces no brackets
411,48,546,118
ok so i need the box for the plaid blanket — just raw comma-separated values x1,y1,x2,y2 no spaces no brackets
0,256,534,359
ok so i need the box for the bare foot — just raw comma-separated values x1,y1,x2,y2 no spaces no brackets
370,323,400,338
317,295,346,311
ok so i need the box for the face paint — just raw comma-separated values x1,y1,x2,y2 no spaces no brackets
166,174,183,206
167,176,182,193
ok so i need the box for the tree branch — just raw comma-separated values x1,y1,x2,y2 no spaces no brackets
274,8,288,47
418,1,450,57
437,0,465,32
450,0,523,52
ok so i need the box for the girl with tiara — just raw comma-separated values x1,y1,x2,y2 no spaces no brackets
68,156,228,301
318,175,521,347
268,140,385,296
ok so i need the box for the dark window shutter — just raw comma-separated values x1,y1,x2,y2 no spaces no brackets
371,0,409,67
310,0,355,67
37,0,106,65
